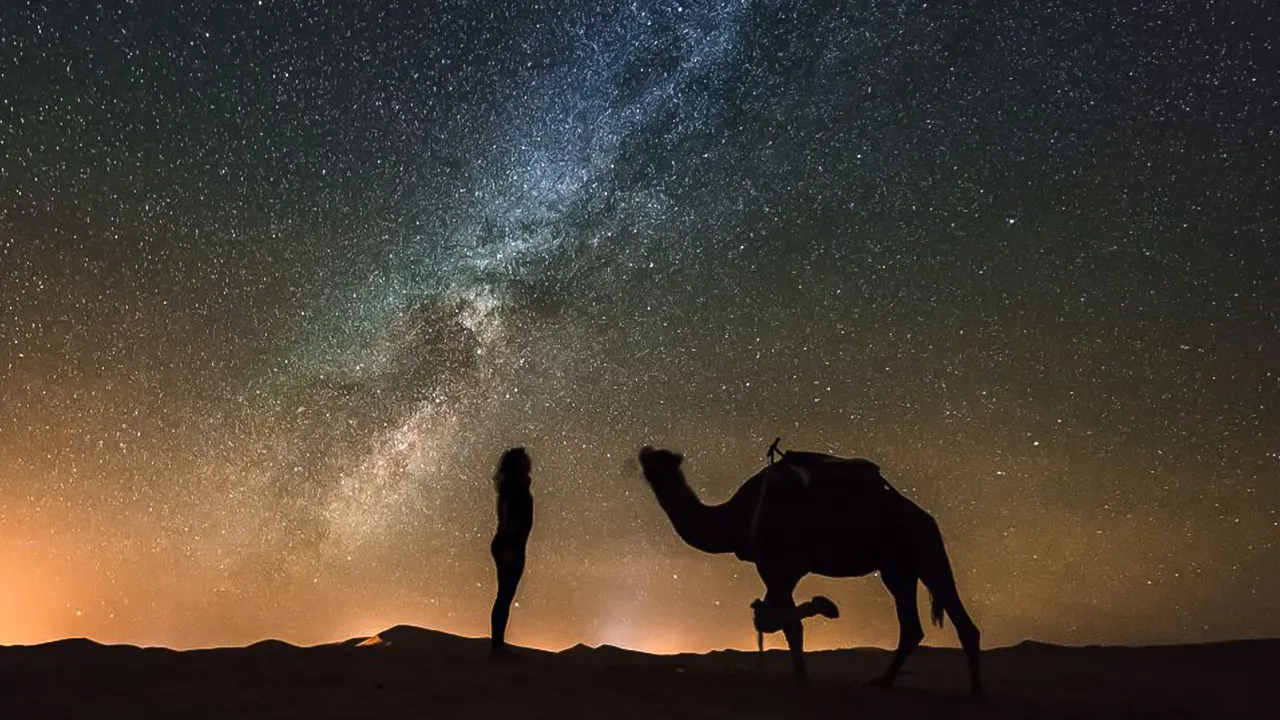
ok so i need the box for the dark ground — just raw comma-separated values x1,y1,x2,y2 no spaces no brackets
2,627,1274,719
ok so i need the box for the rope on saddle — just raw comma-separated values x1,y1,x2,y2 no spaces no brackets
751,598,767,667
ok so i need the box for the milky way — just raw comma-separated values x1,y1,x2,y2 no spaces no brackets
1,1,1277,652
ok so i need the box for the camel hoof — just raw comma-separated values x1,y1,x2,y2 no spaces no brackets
488,646,521,660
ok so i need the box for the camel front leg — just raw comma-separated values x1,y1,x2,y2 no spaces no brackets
761,594,806,683
756,594,806,682
782,612,807,684
752,595,838,675
758,567,807,684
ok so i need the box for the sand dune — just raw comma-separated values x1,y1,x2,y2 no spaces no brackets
2,628,1273,719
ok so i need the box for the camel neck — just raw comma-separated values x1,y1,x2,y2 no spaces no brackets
650,476,737,554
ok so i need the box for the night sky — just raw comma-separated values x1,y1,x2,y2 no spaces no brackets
1,1,1277,653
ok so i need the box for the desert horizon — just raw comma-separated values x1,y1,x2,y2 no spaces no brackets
6,621,1278,656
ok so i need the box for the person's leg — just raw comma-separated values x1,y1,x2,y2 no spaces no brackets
490,546,526,652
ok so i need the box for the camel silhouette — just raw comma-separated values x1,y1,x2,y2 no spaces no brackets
637,443,983,698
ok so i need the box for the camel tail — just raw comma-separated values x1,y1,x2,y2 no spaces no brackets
929,588,945,629
919,513,958,630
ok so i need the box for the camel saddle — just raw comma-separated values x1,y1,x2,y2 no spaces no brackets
779,450,880,473
747,442,885,552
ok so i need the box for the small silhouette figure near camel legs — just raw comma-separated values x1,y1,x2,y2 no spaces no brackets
752,595,839,670
637,443,983,698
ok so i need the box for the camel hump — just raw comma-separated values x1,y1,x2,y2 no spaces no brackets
781,450,880,472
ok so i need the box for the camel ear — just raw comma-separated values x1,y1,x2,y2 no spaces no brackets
674,452,684,467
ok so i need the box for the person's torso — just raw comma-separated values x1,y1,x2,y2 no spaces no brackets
496,487,533,541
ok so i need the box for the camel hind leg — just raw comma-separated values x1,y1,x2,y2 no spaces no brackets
873,570,924,688
921,570,984,699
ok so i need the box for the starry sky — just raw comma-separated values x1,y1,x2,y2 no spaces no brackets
1,0,1277,653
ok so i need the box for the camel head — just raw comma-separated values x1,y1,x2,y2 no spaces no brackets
637,446,737,555
637,446,686,488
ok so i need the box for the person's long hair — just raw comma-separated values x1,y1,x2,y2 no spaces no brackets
493,447,531,493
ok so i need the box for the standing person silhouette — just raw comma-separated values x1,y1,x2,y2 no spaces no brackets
489,447,533,657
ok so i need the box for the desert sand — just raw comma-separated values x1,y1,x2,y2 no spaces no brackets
1,626,1273,719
